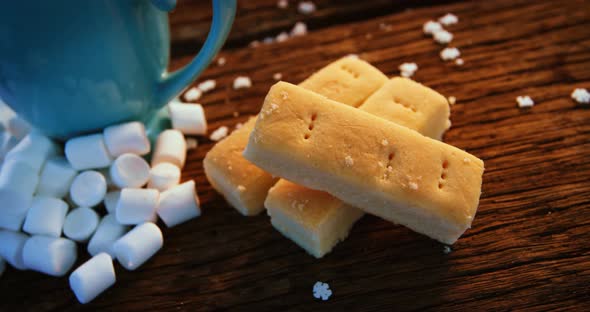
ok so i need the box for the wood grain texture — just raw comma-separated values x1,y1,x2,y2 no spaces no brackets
2,0,589,311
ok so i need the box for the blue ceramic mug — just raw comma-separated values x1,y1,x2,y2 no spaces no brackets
0,0,236,139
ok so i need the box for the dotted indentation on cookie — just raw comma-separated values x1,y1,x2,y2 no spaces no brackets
393,96,417,112
340,65,360,79
304,113,318,140
382,151,396,180
438,160,449,189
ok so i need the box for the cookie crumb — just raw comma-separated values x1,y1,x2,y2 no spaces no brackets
516,95,534,108
448,96,456,105
399,62,418,78
273,73,283,81
233,76,252,90
571,88,590,104
298,1,316,15
209,126,229,141
198,79,216,93
345,155,354,167
217,57,226,66
439,13,458,26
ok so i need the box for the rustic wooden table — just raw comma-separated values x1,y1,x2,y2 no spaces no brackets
2,0,589,311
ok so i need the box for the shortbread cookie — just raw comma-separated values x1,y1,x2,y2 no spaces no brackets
299,57,388,108
204,58,387,216
266,77,451,257
244,82,484,245
360,77,450,140
266,179,365,258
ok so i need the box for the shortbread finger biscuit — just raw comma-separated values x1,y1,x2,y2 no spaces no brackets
244,82,484,244
266,179,364,258
299,57,388,107
267,77,450,257
203,117,279,216
360,77,450,140
204,58,387,216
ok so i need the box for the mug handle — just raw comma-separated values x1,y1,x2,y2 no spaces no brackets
156,0,237,106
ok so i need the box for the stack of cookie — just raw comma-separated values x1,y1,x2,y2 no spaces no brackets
204,57,484,258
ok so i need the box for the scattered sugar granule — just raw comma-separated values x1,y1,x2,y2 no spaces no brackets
209,126,229,141
234,122,243,130
433,30,453,44
273,73,283,81
423,20,443,35
399,62,418,78
249,40,260,48
233,76,252,90
276,31,289,43
184,87,202,102
463,157,471,164
298,1,316,15
291,22,308,37
516,95,534,108
571,88,590,104
439,13,458,26
409,182,418,190
198,79,216,93
186,138,198,150
313,281,332,301
263,36,275,44
280,91,289,100
440,47,460,61
237,185,246,192
455,58,464,66
344,155,354,167
277,0,288,9
217,57,226,66
381,139,389,146
448,96,456,105
443,246,452,254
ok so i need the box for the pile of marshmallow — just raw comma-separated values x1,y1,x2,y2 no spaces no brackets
0,100,208,304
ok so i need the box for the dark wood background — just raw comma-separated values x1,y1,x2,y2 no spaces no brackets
2,0,589,311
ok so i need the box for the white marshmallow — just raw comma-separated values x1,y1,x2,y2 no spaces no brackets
109,154,150,188
63,207,100,242
0,131,19,160
148,163,181,191
168,103,207,135
158,181,201,228
69,253,116,304
23,196,68,237
65,133,113,170
23,235,77,277
70,171,107,207
5,132,57,173
185,138,198,150
0,158,39,195
103,121,150,157
113,222,163,270
116,188,159,225
87,215,128,257
36,157,78,198
152,129,186,169
0,230,28,270
7,116,31,140
0,160,37,230
103,191,120,214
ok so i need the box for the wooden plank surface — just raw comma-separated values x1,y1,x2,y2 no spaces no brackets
2,0,589,311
